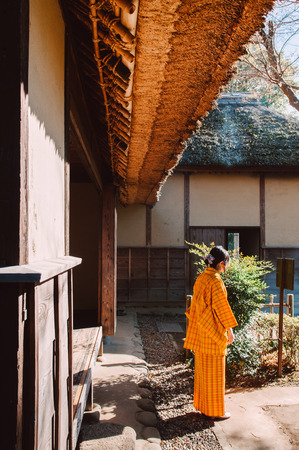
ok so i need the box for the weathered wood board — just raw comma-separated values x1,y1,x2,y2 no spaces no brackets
72,326,102,448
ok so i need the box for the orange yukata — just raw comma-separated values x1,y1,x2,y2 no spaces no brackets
184,267,237,417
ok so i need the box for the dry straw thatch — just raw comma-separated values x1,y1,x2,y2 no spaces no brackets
62,0,275,205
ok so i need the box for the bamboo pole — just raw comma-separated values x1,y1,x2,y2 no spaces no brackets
106,88,130,108
79,43,130,90
109,100,131,119
97,9,135,43
110,110,131,128
110,126,130,143
90,0,113,167
111,136,128,153
101,52,131,81
110,117,130,134
97,27,134,63
112,0,136,14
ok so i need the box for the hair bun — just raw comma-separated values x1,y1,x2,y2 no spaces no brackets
206,254,215,264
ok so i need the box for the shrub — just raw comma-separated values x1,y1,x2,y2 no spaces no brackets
251,311,299,366
226,321,261,376
227,311,299,379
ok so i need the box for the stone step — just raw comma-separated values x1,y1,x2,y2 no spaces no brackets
78,422,136,450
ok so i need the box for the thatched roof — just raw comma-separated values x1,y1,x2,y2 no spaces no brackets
179,93,299,171
61,0,275,204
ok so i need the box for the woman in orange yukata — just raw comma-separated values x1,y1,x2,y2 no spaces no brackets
184,246,238,420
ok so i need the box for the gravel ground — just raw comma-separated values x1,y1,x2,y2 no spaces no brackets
137,313,222,450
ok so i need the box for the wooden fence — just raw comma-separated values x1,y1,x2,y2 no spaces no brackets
262,294,294,316
117,247,188,304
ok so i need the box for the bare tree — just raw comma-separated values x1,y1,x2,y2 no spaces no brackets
227,0,299,112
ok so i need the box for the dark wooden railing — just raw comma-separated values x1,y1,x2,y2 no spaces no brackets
0,256,82,449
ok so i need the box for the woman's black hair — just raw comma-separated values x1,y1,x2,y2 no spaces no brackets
204,245,229,269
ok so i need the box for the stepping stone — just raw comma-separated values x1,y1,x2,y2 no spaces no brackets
155,321,183,333
138,387,152,399
142,426,161,444
136,398,156,412
136,411,157,427
138,443,161,450
79,423,136,449
138,379,151,389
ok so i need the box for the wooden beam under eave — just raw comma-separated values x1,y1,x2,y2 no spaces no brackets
69,47,104,191
100,184,117,336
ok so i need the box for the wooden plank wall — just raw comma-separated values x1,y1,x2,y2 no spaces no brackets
117,247,187,304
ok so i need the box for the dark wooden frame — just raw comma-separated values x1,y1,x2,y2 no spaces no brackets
260,174,266,253
184,173,190,244
0,2,29,448
146,205,152,246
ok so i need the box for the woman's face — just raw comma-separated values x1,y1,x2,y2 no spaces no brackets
217,256,230,273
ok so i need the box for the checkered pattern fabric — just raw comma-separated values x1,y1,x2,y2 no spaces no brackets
184,268,237,355
194,352,226,416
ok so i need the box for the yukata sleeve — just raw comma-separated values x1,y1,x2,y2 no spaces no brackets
211,278,238,329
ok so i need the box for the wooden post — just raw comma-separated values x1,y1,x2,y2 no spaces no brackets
278,262,285,377
28,284,39,449
166,248,170,302
259,175,265,259
128,247,131,302
184,174,190,293
101,185,117,336
54,276,61,449
185,295,192,358
146,205,152,246
287,294,294,317
276,258,294,377
270,294,274,314
67,270,73,450
0,3,29,447
184,173,190,244
147,247,150,302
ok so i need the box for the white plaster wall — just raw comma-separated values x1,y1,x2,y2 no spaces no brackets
265,176,299,247
28,0,65,260
152,174,185,246
117,203,146,246
190,173,260,226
